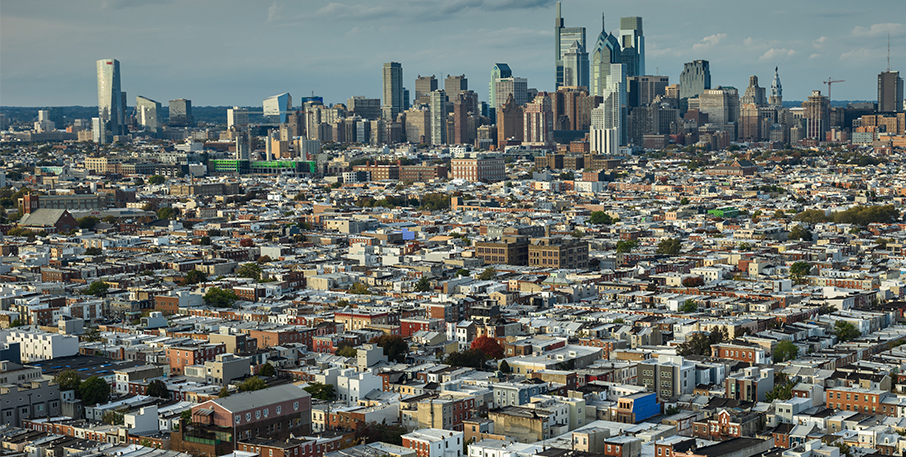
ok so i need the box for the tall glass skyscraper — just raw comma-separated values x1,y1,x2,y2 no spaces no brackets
96,58,124,136
382,62,404,120
136,96,161,133
554,2,586,89
619,17,645,78
591,15,621,97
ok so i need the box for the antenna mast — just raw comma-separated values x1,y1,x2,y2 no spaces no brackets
888,34,891,72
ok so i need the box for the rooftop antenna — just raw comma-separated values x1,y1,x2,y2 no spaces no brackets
888,33,891,72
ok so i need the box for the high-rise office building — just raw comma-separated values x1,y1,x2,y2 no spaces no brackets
489,63,513,112
562,41,589,89
802,90,830,140
347,96,382,120
262,94,291,124
383,62,404,120
628,76,669,108
554,2,586,89
429,90,448,145
96,58,124,136
453,90,479,145
227,107,249,130
91,117,107,144
404,107,430,144
523,93,554,145
878,70,904,113
679,60,711,101
769,67,783,109
591,63,626,150
445,75,468,102
497,94,524,150
591,15,622,98
135,96,161,133
495,77,529,107
619,17,645,78
697,86,740,139
415,75,438,105
741,75,767,106
169,98,194,126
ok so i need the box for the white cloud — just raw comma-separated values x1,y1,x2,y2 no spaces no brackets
809,53,821,60
759,48,797,61
813,36,828,48
267,1,283,22
692,33,726,50
851,23,905,37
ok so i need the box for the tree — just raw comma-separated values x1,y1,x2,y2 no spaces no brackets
793,209,830,223
235,263,262,281
789,261,811,284
615,240,638,254
680,299,698,313
156,207,178,220
199,236,212,246
773,340,799,363
676,329,728,357
336,343,357,357
84,280,109,297
184,269,207,285
766,379,795,402
102,410,124,425
148,175,166,185
478,267,496,280
682,276,705,287
657,238,682,256
414,277,431,292
203,287,238,308
259,362,276,377
218,387,231,398
665,406,681,415
180,409,192,426
238,376,267,392
498,360,511,373
445,349,488,369
788,225,813,241
354,421,407,445
147,379,169,399
85,247,103,256
77,216,99,229
347,282,372,295
471,335,504,359
455,268,470,277
371,334,409,363
304,382,337,401
835,321,861,342
257,255,272,264
55,369,82,393
680,197,689,206
589,211,613,225
79,376,110,406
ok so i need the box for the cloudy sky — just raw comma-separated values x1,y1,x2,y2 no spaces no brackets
1,0,904,107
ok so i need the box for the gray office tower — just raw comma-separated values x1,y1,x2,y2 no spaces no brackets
554,2,587,89
878,71,904,113
619,17,645,78
96,58,124,136
383,62,404,120
169,99,194,126
679,60,711,101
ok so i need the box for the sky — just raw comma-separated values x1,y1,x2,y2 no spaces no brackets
1,0,904,107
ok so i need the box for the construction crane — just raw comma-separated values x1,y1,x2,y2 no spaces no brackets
823,77,845,104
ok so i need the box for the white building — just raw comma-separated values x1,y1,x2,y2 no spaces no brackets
124,405,159,434
336,368,382,406
5,330,78,362
402,428,464,457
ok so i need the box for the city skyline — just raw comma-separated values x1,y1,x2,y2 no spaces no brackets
1,0,905,107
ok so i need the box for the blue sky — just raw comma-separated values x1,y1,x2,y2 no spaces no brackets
1,0,904,106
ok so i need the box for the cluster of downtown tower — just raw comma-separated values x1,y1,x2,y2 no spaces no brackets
92,2,904,153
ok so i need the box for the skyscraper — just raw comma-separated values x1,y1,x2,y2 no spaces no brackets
591,15,622,97
262,94,290,124
523,93,554,145
554,2,586,89
591,63,626,149
495,77,529,107
135,96,161,133
562,41,589,89
429,90,448,145
741,76,767,106
802,90,830,140
679,60,711,101
769,67,783,108
628,75,669,108
347,96,382,120
382,62,404,120
488,63,513,110
878,70,904,113
169,98,194,126
619,17,645,78
96,58,124,136
445,75,468,102
414,75,438,106
227,107,249,129
91,117,107,144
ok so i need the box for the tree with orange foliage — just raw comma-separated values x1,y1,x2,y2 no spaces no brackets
471,335,504,359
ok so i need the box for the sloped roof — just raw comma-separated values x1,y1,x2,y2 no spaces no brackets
18,209,69,227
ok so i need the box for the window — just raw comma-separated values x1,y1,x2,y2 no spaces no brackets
277,406,282,414
236,415,241,424
246,413,252,421
294,402,299,411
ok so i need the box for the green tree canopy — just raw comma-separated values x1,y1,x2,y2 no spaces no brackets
773,340,799,363
478,267,496,280
371,334,410,363
203,287,238,308
347,282,372,295
414,277,431,292
303,382,336,401
444,349,487,369
498,360,511,373
615,240,638,254
148,175,166,185
237,376,267,392
680,299,698,313
55,369,82,393
835,321,861,342
235,263,262,281
84,280,109,297
657,238,682,256
185,269,207,285
336,343,357,357
147,379,169,399
258,362,276,377
77,216,99,229
589,211,613,225
79,376,110,406
789,261,811,284
788,225,813,241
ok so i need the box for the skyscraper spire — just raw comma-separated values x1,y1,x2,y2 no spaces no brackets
769,66,783,108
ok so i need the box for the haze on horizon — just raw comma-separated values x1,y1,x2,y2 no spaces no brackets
1,0,904,107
